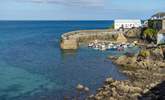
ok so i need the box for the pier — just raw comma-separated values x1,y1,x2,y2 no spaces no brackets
60,29,119,50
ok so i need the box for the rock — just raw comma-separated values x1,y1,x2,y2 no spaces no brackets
129,87,142,93
84,87,90,92
150,83,156,88
125,28,141,38
94,96,102,100
112,87,118,97
118,84,142,93
102,91,109,96
89,46,165,100
108,97,117,100
143,89,149,93
151,48,164,60
97,88,103,92
103,85,110,90
132,93,141,97
115,55,128,65
123,71,133,76
115,55,137,66
76,84,84,91
110,81,119,87
157,61,165,68
105,77,113,84
108,56,118,60
118,84,130,93
88,94,95,99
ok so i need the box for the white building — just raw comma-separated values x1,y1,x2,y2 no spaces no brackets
114,19,142,29
157,30,165,44
151,12,165,20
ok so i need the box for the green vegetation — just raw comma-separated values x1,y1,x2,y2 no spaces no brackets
143,28,157,43
139,50,150,58
148,20,162,30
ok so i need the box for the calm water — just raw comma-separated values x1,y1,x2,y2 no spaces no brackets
0,21,135,100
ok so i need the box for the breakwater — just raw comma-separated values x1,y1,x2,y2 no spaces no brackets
60,29,119,50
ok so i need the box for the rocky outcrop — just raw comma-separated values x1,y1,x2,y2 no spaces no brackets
125,28,142,38
89,47,165,100
116,33,127,43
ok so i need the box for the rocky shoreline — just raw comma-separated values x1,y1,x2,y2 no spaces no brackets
61,28,165,100
88,46,165,100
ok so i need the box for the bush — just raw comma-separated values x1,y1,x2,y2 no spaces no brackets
143,28,157,42
139,50,150,58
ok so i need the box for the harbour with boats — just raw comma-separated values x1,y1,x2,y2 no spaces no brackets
87,40,137,51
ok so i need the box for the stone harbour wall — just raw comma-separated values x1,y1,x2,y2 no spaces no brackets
60,29,117,50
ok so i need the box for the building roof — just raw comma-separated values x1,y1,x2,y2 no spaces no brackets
152,12,165,18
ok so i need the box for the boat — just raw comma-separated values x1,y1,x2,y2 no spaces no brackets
93,45,99,50
100,45,107,51
108,43,114,49
88,43,94,47
123,44,128,49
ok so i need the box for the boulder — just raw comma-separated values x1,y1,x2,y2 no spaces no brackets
115,55,137,66
118,84,142,93
126,28,141,38
151,48,164,60
105,77,113,84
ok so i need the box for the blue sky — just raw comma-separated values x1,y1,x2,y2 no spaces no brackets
0,0,165,20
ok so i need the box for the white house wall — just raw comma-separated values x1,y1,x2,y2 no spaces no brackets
157,34,165,44
114,20,142,29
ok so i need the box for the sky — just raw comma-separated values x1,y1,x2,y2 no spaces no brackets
0,0,165,20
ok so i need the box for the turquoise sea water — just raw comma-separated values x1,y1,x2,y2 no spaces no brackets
0,21,138,100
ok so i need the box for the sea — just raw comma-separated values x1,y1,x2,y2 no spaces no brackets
0,21,138,100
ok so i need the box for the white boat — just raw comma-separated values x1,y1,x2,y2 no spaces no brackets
88,43,94,47
128,44,134,48
123,45,128,49
108,43,114,48
100,45,106,51
113,46,117,49
93,45,99,50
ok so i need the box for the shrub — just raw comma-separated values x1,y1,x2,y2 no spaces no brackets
143,28,157,42
139,50,150,58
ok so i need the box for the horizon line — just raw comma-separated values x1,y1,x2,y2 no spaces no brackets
0,19,145,21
